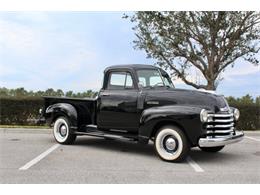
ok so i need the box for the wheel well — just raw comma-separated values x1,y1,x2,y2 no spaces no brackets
51,112,68,126
151,120,192,144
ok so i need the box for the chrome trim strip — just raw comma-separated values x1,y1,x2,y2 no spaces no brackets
208,113,233,117
86,124,97,128
198,131,244,147
210,118,234,123
207,123,234,128
206,129,234,134
147,101,159,105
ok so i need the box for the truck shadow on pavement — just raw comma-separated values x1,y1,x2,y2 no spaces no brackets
74,137,155,157
72,137,242,162
189,148,243,163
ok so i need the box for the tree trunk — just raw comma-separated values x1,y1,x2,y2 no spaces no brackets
205,80,216,90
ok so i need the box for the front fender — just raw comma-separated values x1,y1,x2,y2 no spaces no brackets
45,103,78,129
139,105,203,146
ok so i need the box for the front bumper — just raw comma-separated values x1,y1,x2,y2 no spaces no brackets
198,131,244,147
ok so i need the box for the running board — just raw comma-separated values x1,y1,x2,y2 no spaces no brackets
74,126,138,142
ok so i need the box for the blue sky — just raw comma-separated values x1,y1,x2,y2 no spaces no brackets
0,12,259,97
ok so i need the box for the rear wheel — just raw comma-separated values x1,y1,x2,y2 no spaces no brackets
53,117,76,144
199,146,225,152
154,126,190,162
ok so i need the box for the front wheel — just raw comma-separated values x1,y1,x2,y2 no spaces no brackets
53,117,76,144
154,126,190,162
199,146,225,152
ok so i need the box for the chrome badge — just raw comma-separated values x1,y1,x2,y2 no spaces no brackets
220,106,230,112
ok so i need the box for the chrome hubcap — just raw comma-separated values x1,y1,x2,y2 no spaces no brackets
59,125,67,137
165,137,177,151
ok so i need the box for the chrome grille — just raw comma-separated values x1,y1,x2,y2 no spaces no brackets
205,113,235,136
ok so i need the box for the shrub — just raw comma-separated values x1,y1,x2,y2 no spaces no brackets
0,97,44,125
226,95,260,130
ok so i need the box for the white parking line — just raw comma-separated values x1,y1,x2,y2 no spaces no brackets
186,156,204,172
19,144,60,170
245,136,260,142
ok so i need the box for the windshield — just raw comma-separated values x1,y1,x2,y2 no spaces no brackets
137,69,174,88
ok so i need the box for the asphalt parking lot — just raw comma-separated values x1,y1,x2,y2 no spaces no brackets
0,128,259,183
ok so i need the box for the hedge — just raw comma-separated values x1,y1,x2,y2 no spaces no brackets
0,97,44,125
0,96,259,130
228,103,260,130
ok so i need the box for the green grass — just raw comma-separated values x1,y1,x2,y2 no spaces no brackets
0,125,49,129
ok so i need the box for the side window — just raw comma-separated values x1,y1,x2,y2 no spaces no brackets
125,73,133,88
108,72,125,90
107,72,134,90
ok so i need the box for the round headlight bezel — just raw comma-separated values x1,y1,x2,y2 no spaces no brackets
200,109,208,123
233,108,240,121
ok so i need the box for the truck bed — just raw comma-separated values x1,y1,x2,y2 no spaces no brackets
43,96,97,127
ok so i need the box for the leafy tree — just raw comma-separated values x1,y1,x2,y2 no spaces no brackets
45,88,56,96
0,87,97,98
126,11,260,90
226,94,254,105
65,91,74,97
225,96,236,105
0,87,9,96
256,96,260,105
35,90,45,97
56,89,65,97
239,94,254,104
13,87,27,97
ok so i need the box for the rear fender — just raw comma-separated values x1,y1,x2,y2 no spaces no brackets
45,103,78,129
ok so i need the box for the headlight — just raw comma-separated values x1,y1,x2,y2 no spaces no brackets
233,108,240,121
200,109,208,122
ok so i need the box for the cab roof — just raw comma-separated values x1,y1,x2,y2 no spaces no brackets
104,64,159,73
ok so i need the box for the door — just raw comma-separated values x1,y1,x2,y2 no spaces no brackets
97,71,139,131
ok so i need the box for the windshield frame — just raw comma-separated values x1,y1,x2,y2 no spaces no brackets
136,68,174,89
161,71,175,88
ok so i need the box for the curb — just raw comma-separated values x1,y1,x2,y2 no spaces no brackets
244,131,260,136
0,128,52,134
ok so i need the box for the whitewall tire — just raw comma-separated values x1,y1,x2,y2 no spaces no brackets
155,126,189,162
53,117,76,144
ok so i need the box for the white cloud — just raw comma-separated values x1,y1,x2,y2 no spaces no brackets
12,12,50,23
0,19,43,55
0,64,17,76
223,63,260,78
0,14,101,92
170,60,260,87
52,48,97,73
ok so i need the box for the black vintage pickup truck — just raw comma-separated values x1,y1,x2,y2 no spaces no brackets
40,64,244,162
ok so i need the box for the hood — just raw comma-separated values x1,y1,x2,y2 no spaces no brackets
144,88,228,112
